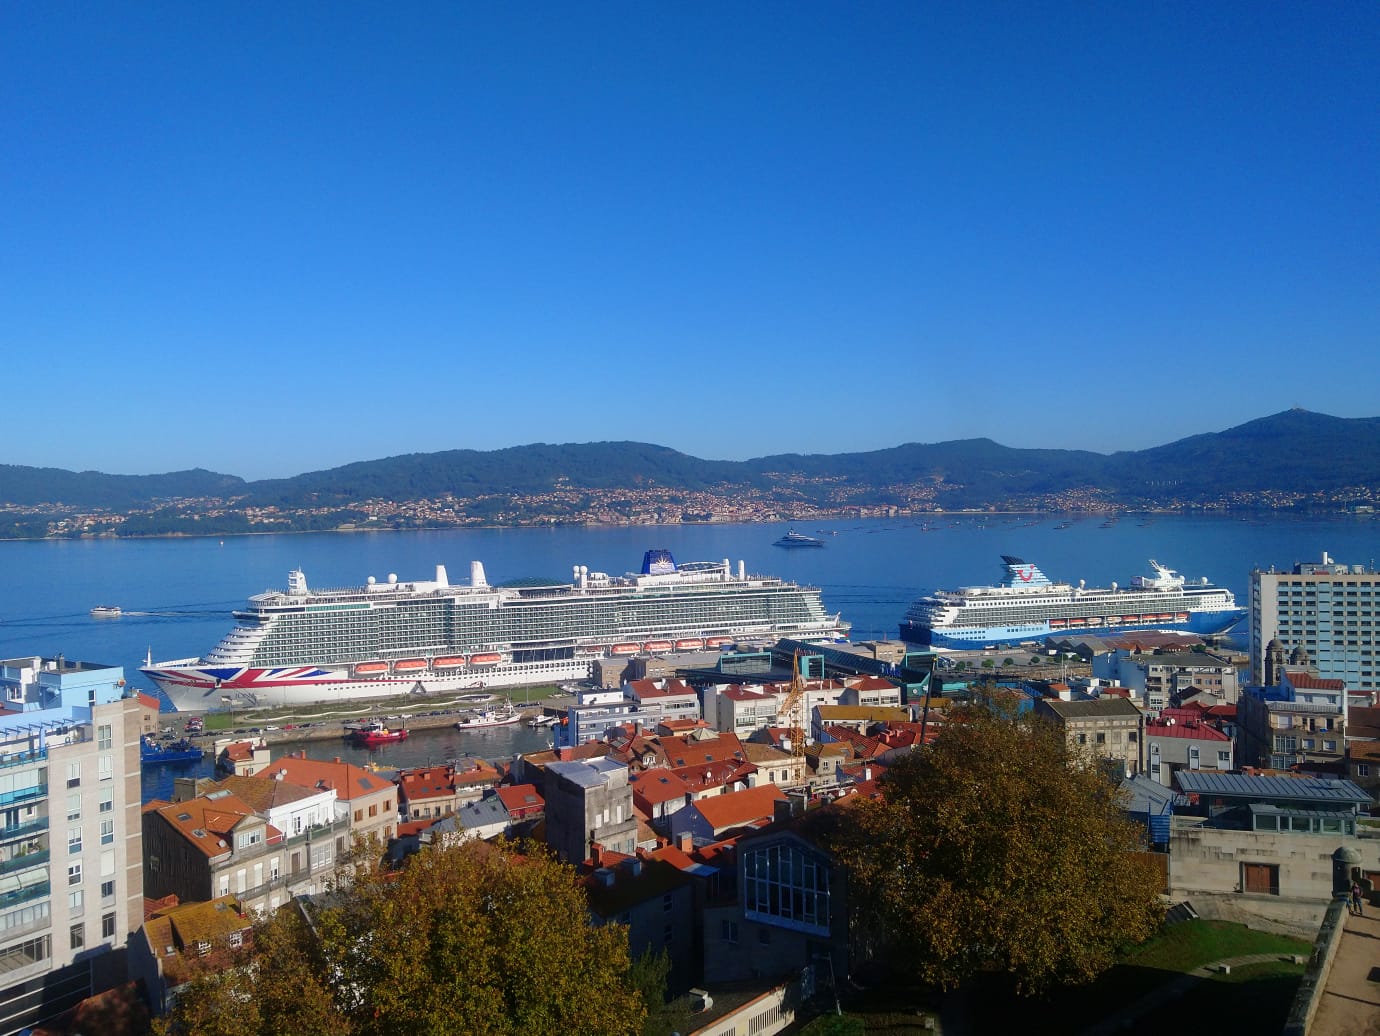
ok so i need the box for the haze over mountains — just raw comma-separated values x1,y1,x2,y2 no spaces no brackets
3,410,1379,512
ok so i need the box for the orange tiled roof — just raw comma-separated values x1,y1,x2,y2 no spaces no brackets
254,754,393,801
148,792,281,859
692,784,788,832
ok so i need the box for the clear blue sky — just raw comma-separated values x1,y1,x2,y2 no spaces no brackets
3,3,1376,479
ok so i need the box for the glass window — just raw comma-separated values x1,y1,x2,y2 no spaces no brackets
68,827,82,854
67,863,81,886
69,923,84,950
101,912,116,939
68,890,83,912
100,880,115,900
98,755,112,782
66,794,80,823
97,724,113,751
100,820,114,846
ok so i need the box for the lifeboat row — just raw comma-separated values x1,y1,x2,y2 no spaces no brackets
352,653,509,677
1048,611,1194,632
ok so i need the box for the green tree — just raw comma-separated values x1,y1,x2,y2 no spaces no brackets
829,707,1163,995
158,840,645,1036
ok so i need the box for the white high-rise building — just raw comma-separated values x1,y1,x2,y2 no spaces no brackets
1249,552,1380,691
0,657,142,1035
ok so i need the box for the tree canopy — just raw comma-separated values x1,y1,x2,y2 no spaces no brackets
157,839,646,1036
829,706,1164,995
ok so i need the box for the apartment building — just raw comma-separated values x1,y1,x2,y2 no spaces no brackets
544,758,637,866
1034,696,1146,776
1250,553,1380,690
0,657,142,1035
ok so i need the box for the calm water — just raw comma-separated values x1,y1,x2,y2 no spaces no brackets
2,515,1375,802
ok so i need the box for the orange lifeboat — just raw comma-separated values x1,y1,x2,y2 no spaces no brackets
705,636,733,648
643,640,673,653
611,643,640,656
354,661,389,676
675,638,704,651
393,659,428,673
1174,612,1189,622
433,656,468,668
469,652,504,666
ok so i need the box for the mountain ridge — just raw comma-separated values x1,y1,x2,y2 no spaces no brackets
3,410,1378,512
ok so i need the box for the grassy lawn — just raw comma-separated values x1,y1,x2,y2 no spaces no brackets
188,684,562,729
831,920,1311,1036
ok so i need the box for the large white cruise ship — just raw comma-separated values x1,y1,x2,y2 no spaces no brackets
143,550,849,711
899,556,1244,649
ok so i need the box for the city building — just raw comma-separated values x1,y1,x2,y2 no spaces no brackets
130,894,252,1014
250,754,398,851
0,657,143,1034
1034,696,1145,776
1144,708,1234,786
1237,672,1345,771
543,758,637,866
1249,553,1379,690
1091,648,1240,711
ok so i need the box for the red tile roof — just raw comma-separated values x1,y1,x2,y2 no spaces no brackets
254,754,393,801
691,784,788,833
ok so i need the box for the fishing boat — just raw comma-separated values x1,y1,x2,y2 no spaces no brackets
455,704,521,730
346,720,409,746
140,735,202,764
526,714,558,728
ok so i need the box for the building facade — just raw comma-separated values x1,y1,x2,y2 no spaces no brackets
1249,553,1379,690
0,657,143,1035
544,758,637,866
1034,697,1146,776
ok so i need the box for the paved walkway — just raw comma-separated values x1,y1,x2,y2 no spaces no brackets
1311,908,1380,1036
1077,953,1299,1036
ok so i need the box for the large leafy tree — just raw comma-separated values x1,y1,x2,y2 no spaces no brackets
831,706,1163,995
158,839,646,1036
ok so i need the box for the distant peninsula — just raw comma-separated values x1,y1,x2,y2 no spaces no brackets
2,409,1378,539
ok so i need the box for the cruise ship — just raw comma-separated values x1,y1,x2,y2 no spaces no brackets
143,550,849,711
899,556,1244,649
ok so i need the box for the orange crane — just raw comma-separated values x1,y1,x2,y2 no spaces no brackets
779,651,809,761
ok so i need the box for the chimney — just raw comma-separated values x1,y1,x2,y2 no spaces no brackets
678,831,693,852
333,757,341,764
590,841,603,866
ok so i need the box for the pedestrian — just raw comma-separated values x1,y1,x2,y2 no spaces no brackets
1351,882,1364,916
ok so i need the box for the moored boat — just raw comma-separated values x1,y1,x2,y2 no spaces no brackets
346,720,409,746
900,556,1244,648
455,703,521,730
140,735,202,764
143,549,848,710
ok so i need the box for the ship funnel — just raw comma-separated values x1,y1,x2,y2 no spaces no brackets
471,561,488,588
435,565,449,588
738,560,746,580
288,568,308,595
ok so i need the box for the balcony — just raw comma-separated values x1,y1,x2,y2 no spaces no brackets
0,748,47,771
0,819,49,844
282,817,351,848
0,849,48,875
0,881,50,909
0,786,46,809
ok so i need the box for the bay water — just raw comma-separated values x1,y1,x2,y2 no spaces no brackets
1,515,1375,801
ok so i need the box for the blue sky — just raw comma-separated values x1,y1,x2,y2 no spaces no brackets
3,3,1376,479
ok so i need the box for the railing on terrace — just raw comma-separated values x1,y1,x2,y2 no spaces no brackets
0,819,49,844
282,817,351,848
0,787,46,809
0,749,47,771
0,850,49,875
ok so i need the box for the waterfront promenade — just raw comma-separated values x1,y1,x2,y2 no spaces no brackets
1311,908,1380,1036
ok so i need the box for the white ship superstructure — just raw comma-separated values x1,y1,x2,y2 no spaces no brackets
143,550,848,710
899,556,1244,648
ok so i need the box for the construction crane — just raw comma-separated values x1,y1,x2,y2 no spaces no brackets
779,650,809,761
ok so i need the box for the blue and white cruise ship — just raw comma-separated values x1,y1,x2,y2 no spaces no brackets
899,556,1244,649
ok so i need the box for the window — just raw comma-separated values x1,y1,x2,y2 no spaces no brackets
1324,741,1337,753
102,912,116,938
100,880,115,900
66,762,80,789
68,890,83,912
100,820,114,846
721,920,739,944
1095,732,1106,745
98,755,112,781
66,793,81,823
228,929,243,948
69,923,84,950
99,793,113,814
368,804,377,818
353,809,362,823
97,724,113,750
68,827,82,854
1359,763,1372,778
67,863,81,886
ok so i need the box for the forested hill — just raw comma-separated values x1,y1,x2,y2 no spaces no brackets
4,410,1379,512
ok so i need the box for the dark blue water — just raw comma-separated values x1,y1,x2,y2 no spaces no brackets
5,515,1376,803
2,515,1377,686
